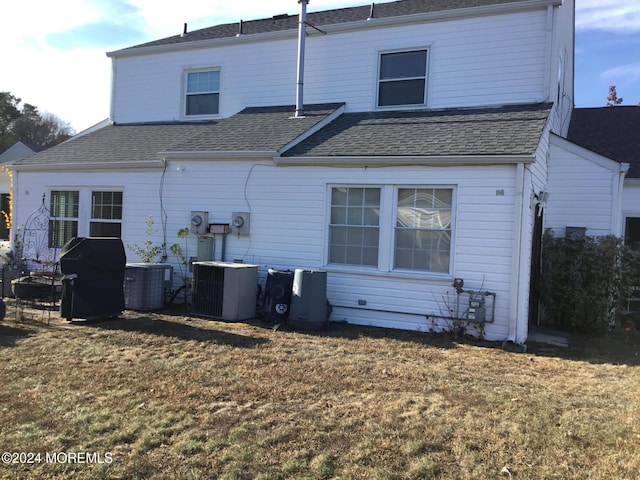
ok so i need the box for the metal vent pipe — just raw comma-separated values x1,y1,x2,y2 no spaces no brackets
295,0,309,117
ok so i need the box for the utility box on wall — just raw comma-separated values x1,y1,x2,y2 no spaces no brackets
231,212,250,236
190,211,209,235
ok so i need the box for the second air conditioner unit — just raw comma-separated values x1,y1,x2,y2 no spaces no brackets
191,261,258,320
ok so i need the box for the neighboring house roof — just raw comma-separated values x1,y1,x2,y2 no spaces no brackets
0,141,44,164
10,102,552,168
118,0,549,52
283,103,552,158
567,107,640,178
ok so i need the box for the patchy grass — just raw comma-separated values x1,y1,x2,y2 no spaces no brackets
0,301,639,479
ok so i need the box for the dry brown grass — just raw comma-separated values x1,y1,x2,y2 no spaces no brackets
0,301,639,479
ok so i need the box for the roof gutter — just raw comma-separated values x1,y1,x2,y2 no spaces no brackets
107,0,561,59
274,154,536,167
9,160,165,172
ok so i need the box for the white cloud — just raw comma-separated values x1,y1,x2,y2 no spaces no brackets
602,63,640,86
575,0,640,32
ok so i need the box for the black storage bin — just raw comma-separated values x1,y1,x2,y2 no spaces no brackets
59,237,126,320
262,269,294,323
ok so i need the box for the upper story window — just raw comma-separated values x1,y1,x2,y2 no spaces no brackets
378,49,428,108
186,70,220,116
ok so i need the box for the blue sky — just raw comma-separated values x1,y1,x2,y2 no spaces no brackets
2,0,639,133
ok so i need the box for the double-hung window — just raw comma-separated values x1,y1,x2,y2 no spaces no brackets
185,70,220,116
48,189,123,248
378,49,428,107
90,191,123,237
395,188,452,272
329,187,381,267
327,185,454,275
49,190,79,248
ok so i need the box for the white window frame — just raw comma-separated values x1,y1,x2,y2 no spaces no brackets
325,184,456,277
624,213,640,249
48,188,124,245
90,191,123,238
392,186,454,274
183,68,221,119
49,190,80,248
376,48,429,109
327,185,382,268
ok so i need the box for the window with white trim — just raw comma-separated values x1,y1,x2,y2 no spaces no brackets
378,49,428,107
49,190,79,248
327,185,454,275
329,187,381,266
395,188,452,272
625,217,640,251
90,191,123,237
48,189,123,247
185,70,220,116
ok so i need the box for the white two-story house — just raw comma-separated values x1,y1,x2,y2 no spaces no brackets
8,0,580,343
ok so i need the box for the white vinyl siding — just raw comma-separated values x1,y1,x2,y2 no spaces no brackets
546,136,623,237
17,161,521,341
111,10,550,123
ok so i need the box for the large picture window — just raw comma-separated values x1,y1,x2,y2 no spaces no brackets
378,49,428,107
186,70,220,116
329,187,381,267
327,185,454,275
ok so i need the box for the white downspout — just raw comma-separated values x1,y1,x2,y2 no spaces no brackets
612,163,630,236
509,163,528,343
295,0,309,118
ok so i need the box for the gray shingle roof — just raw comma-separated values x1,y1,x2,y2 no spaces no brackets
567,107,640,179
283,103,553,157
168,104,344,153
11,102,552,168
12,123,219,167
121,0,531,51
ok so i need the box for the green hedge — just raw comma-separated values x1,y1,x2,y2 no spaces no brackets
539,231,640,333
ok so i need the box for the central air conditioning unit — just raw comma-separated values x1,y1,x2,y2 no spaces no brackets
191,261,258,320
124,263,173,311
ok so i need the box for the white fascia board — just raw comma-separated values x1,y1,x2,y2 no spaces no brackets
108,0,560,59
161,151,277,161
550,133,629,173
10,161,164,172
274,155,535,167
